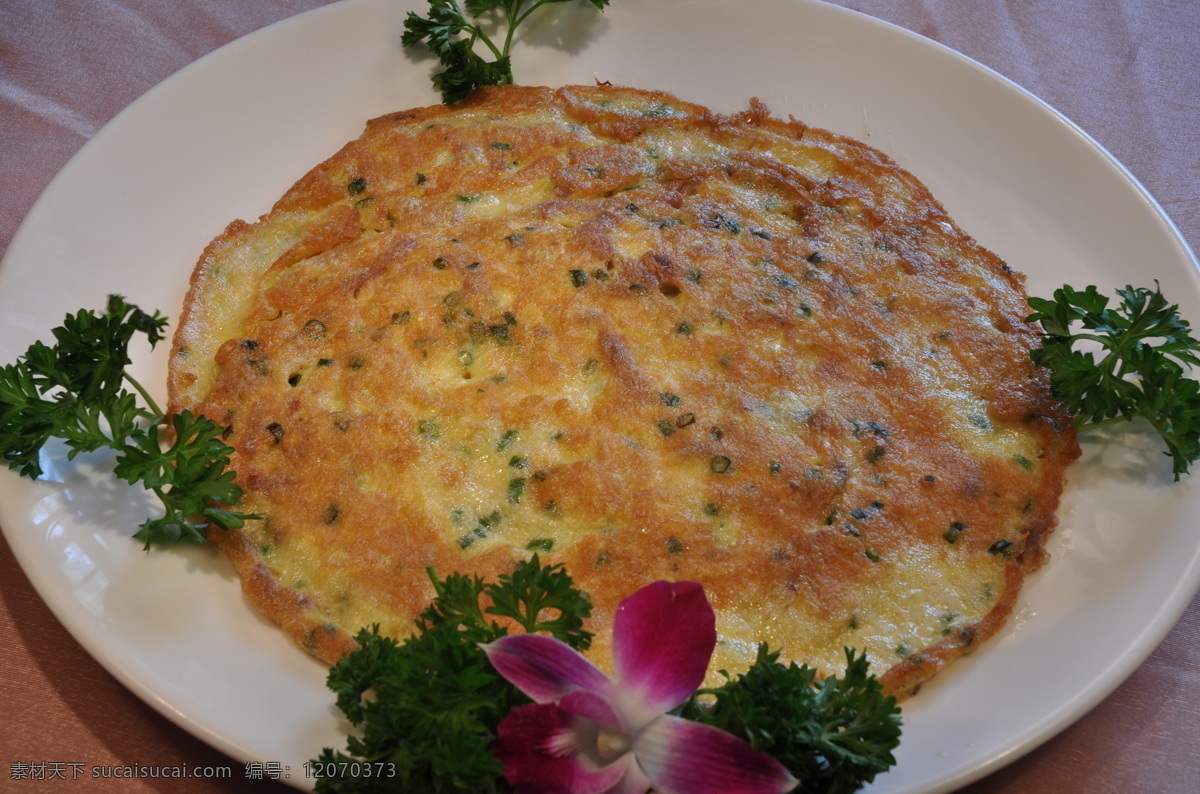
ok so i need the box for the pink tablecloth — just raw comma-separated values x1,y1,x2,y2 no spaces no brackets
2,1,1197,791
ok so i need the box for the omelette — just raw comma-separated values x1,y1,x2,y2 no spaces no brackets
168,84,1079,696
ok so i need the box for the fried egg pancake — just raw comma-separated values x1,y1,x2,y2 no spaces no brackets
168,84,1078,695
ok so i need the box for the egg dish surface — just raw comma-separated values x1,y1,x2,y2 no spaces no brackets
168,84,1079,695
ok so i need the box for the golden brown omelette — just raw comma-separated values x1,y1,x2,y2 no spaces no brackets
168,84,1078,696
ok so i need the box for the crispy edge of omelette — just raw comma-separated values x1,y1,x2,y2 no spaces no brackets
167,84,1079,694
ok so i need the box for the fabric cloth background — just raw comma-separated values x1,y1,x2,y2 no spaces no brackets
1,1,1197,791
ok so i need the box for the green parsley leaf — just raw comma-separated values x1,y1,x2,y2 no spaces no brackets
314,624,513,793
485,553,593,647
1027,283,1200,479
0,295,257,548
312,556,591,792
675,645,902,794
402,0,612,104
1,295,165,477
115,409,251,547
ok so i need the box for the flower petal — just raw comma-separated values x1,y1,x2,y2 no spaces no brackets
633,715,798,794
608,762,653,794
559,688,622,731
494,703,632,794
483,633,611,703
611,580,716,715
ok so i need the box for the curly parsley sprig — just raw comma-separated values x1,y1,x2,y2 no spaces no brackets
312,558,900,793
312,556,592,793
0,295,257,547
1027,283,1200,479
676,645,902,794
402,0,612,104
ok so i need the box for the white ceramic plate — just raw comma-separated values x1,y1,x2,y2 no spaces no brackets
2,1,1198,791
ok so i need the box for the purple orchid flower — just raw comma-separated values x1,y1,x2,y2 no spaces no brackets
482,579,798,794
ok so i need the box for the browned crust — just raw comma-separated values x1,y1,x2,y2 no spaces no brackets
879,560,1025,698
206,522,360,664
170,84,1080,692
